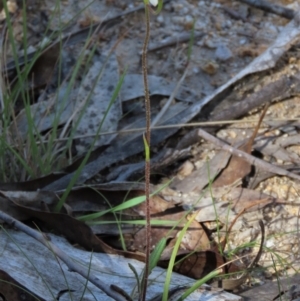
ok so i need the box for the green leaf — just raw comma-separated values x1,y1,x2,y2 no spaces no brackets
77,194,146,221
176,270,220,301
129,263,141,294
149,238,167,272
78,179,173,222
143,133,150,161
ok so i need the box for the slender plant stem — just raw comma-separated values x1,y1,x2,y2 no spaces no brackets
143,11,151,146
140,3,151,301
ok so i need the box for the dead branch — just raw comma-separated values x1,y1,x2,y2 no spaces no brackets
146,32,205,53
238,0,295,20
197,128,300,182
0,210,130,301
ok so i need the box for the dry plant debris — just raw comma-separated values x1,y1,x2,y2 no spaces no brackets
2,0,300,300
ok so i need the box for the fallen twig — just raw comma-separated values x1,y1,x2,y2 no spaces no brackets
222,6,248,22
146,32,205,53
178,74,299,150
151,63,189,127
197,128,300,182
238,0,295,20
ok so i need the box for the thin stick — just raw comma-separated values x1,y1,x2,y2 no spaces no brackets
151,64,189,127
9,116,300,145
197,128,300,182
238,0,294,20
0,210,129,301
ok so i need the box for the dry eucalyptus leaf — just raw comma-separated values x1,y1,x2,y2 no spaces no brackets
73,53,122,155
170,150,231,193
9,87,78,139
121,74,196,103
0,196,29,222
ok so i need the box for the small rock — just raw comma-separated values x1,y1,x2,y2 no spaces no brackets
172,2,183,12
215,44,233,61
203,36,218,48
184,15,193,25
201,61,219,75
172,16,185,26
156,14,164,24
198,1,206,8
180,6,190,15
195,19,207,31
184,15,194,29
263,270,272,279
223,19,232,29
178,160,194,177
193,67,200,74
239,38,247,45
238,4,249,20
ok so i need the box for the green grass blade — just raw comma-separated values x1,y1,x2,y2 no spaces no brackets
176,270,220,301
162,214,197,301
149,238,166,272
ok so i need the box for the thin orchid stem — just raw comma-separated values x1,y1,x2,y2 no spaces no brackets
140,3,151,301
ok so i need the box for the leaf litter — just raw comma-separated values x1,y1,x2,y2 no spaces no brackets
2,0,300,300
